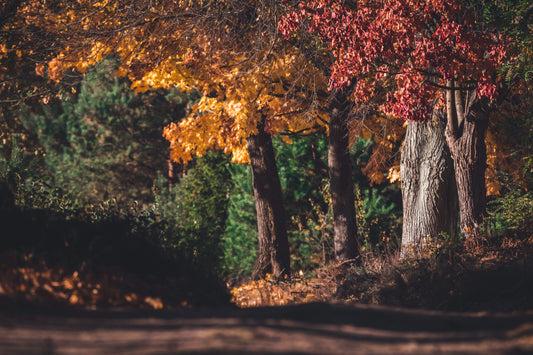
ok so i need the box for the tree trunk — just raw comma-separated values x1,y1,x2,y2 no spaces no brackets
445,88,489,238
328,93,359,262
247,120,290,279
401,111,458,252
167,159,184,186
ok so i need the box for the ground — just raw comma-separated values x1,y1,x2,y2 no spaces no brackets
1,207,532,354
1,303,533,354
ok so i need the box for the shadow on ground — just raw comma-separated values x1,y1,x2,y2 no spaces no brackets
1,302,533,354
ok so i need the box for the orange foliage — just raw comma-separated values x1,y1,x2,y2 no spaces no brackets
231,273,334,308
0,254,167,309
12,0,526,187
19,0,330,163
160,51,329,163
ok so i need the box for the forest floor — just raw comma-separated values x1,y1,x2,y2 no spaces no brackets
1,214,533,354
2,240,533,355
1,302,533,354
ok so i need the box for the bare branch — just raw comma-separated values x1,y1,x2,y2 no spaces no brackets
446,80,458,138
454,88,465,133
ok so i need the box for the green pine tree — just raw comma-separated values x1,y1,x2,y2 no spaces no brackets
153,150,232,274
223,163,258,278
20,55,190,206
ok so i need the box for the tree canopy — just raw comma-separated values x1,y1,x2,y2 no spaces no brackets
279,0,507,121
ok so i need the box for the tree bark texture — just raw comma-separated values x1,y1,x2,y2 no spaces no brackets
328,94,359,262
401,111,458,252
247,121,290,279
445,88,489,238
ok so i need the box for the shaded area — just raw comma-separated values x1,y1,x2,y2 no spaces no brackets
0,203,230,309
0,303,533,354
334,234,533,313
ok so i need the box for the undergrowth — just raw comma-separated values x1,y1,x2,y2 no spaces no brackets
232,184,533,311
0,185,230,310
232,229,533,312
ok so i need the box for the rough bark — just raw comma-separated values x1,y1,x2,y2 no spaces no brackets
247,121,290,279
445,88,489,238
401,111,458,252
328,93,359,262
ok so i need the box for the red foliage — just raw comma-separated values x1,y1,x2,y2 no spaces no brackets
279,0,507,121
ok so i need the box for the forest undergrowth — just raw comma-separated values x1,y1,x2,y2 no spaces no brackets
1,198,532,312
232,220,533,312
0,197,231,310
1,148,532,313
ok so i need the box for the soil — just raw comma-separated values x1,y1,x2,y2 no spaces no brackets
1,302,533,354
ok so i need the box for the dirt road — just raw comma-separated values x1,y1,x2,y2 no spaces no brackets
1,303,533,354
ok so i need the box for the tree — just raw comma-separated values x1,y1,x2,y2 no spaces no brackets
327,90,358,260
279,11,366,263
18,0,344,277
401,111,457,248
158,50,328,276
20,56,189,206
279,0,506,244
246,117,290,276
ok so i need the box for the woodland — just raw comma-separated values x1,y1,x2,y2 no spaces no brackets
0,0,532,314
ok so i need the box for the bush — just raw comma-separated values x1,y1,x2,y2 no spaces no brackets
152,150,232,275
0,197,230,308
0,148,232,307
484,184,533,238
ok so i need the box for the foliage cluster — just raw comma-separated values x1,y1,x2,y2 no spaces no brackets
279,0,506,121
485,185,533,238
231,272,334,308
20,56,191,206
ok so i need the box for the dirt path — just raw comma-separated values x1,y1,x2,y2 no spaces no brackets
1,303,533,354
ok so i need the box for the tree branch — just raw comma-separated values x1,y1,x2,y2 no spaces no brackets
454,87,465,133
446,80,458,138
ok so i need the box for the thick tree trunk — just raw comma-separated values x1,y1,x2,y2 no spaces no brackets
445,89,489,238
401,111,458,252
328,94,359,262
247,121,290,279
